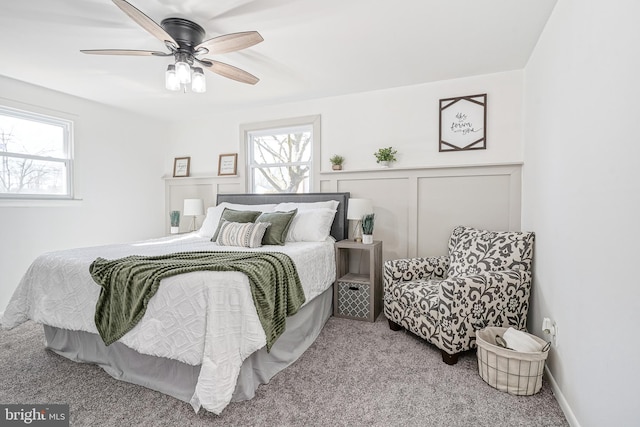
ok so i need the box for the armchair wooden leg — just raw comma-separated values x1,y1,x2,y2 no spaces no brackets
441,350,459,365
388,319,402,331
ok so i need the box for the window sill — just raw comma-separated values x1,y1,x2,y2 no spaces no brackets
0,198,84,208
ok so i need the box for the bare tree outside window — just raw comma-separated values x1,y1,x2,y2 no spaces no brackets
0,106,72,198
249,126,312,193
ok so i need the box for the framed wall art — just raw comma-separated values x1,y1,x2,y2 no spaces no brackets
439,94,487,152
218,153,238,176
173,157,191,177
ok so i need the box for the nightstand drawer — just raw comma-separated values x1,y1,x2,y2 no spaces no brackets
337,281,371,319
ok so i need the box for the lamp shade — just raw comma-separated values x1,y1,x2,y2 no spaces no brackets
347,198,373,220
183,199,204,216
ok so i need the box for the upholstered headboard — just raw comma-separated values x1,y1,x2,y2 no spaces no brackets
216,192,350,241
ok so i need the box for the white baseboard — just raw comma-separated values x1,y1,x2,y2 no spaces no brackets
545,365,581,427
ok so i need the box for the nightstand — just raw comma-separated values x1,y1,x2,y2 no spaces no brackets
333,239,383,322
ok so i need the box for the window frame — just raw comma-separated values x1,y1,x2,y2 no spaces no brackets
240,115,321,194
0,105,74,200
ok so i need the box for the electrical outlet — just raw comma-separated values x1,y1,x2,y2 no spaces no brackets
542,317,558,347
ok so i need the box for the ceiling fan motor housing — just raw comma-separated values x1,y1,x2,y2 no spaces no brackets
161,18,205,55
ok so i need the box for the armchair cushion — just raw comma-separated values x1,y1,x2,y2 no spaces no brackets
447,226,535,278
388,279,441,316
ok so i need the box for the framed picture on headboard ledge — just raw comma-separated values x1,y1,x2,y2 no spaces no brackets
173,156,191,177
218,153,238,176
439,94,487,152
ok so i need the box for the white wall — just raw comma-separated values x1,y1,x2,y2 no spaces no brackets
0,76,169,312
167,70,524,176
523,1,640,426
165,70,526,272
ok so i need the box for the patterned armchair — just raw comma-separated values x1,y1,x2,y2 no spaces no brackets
383,226,535,365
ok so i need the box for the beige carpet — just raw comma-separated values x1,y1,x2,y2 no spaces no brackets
0,316,568,426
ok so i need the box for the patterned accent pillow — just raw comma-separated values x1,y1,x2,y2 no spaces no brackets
255,209,297,245
447,226,535,278
216,221,271,248
211,208,262,242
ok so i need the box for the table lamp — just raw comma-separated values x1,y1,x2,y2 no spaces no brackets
347,198,373,242
183,198,204,232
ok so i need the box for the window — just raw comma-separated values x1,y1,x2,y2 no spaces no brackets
0,106,73,199
245,116,319,193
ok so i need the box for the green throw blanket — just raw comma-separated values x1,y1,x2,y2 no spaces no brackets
89,251,306,351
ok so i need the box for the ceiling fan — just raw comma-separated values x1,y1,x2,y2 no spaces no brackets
81,0,263,92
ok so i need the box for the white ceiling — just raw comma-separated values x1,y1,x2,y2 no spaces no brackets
0,0,556,121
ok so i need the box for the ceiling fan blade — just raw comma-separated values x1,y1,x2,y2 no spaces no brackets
196,31,263,55
200,59,259,85
112,0,178,49
81,49,170,56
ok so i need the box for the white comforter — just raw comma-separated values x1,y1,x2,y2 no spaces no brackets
1,234,336,414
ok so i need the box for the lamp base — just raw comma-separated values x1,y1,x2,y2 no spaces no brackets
352,219,363,242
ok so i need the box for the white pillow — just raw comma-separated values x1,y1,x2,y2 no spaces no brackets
197,202,277,238
275,200,340,212
285,208,337,242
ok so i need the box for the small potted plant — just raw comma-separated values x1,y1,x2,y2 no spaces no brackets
330,154,345,171
170,210,180,234
374,147,398,167
361,213,375,244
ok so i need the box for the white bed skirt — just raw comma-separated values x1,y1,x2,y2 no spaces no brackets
43,286,333,408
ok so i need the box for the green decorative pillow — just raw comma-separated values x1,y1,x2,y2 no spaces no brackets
216,221,270,248
256,209,298,245
211,208,261,242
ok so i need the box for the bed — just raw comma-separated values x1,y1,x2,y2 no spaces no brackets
1,192,349,415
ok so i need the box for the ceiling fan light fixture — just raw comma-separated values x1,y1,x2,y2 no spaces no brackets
175,61,191,84
175,52,192,84
191,67,206,93
165,64,180,91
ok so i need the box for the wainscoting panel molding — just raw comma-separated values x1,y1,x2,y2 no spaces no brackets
164,162,522,260
321,163,522,261
337,177,411,262
417,174,512,256
164,176,243,233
